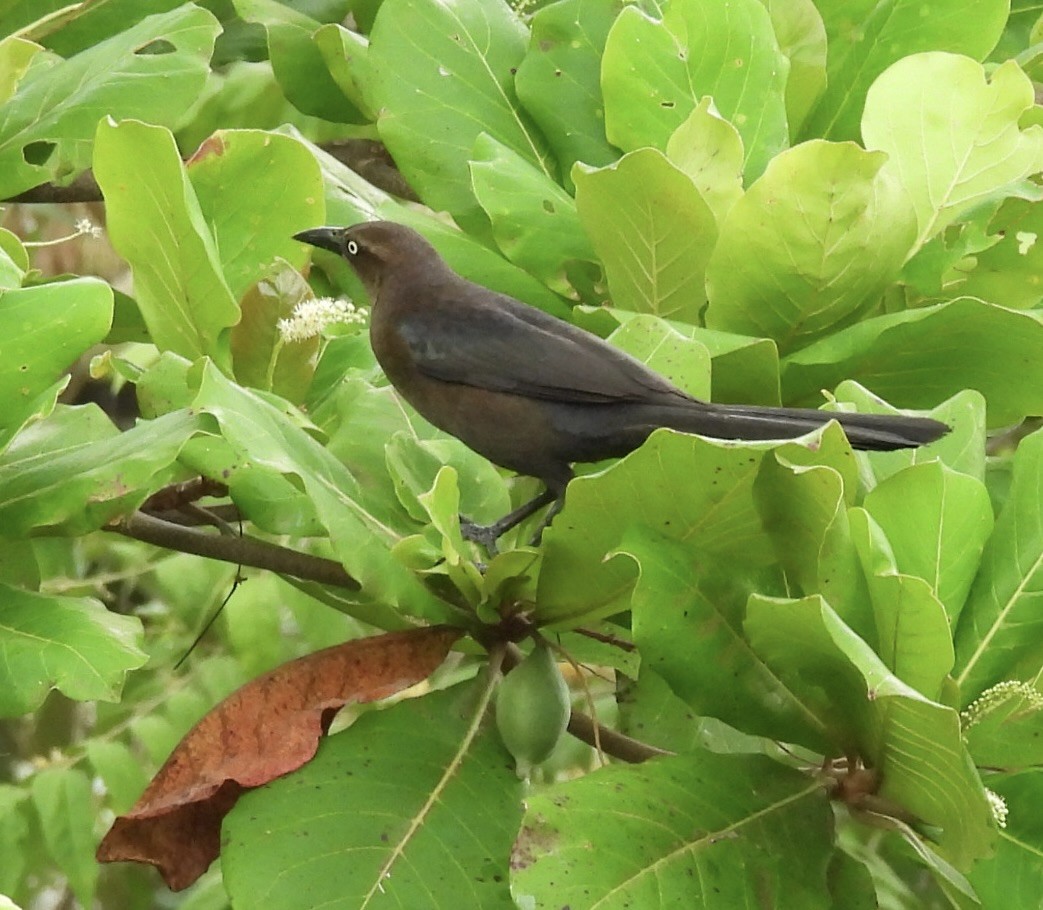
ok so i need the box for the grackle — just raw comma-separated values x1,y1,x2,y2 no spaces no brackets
295,221,948,553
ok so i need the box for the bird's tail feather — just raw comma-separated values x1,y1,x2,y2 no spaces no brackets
663,402,948,452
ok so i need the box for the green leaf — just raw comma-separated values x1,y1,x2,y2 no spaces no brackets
864,461,993,627
538,426,852,626
802,0,1009,141
314,22,376,120
223,683,523,910
0,784,28,897
192,363,457,624
0,278,112,433
834,383,988,487
368,0,553,222
848,508,954,699
862,54,1043,253
664,96,744,226
0,406,202,536
630,528,833,751
231,0,366,123
290,127,570,317
514,0,623,180
514,752,835,909
601,0,788,179
0,227,28,289
957,196,1043,309
969,771,1043,908
0,5,219,196
570,306,782,404
963,685,1043,769
416,465,484,604
30,768,96,907
0,584,146,716
607,315,710,398
186,129,325,302
573,148,716,322
753,445,851,596
781,298,1043,426
767,0,827,139
955,429,1043,702
0,35,44,105
745,594,993,869
470,133,596,299
85,740,151,815
230,259,319,402
93,119,239,370
704,140,916,354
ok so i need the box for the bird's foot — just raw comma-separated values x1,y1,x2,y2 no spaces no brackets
459,517,501,557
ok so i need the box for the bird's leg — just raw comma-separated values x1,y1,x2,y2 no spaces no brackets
460,487,558,556
528,493,565,547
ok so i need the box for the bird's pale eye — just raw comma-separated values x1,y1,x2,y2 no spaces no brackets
346,239,359,256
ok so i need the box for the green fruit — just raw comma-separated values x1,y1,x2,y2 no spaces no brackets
496,641,571,778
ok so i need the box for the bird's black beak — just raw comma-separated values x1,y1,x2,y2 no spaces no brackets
293,227,343,255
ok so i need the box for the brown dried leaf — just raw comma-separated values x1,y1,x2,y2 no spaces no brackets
97,626,462,890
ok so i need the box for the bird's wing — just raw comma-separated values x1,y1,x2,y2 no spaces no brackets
398,289,688,405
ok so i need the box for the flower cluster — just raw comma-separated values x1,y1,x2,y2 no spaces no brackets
277,297,367,343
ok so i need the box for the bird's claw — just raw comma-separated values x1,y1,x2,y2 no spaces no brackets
459,516,501,557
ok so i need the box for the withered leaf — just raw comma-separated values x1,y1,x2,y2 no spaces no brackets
97,625,462,890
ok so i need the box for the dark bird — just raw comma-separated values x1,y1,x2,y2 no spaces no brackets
295,221,948,552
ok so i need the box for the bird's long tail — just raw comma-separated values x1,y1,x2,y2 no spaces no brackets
663,402,948,452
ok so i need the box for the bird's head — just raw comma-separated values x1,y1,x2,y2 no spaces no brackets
293,221,440,300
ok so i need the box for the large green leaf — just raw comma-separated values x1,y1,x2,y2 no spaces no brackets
286,127,569,317
664,96,744,226
0,584,146,716
574,148,716,322
94,119,239,370
231,0,365,123
368,0,552,222
191,363,457,624
863,54,1043,253
745,594,993,869
963,685,1043,770
513,752,838,909
802,0,1009,141
955,429,1043,702
0,406,202,536
968,770,1043,908
630,528,834,752
766,0,826,138
848,508,954,699
0,35,43,105
0,4,219,196
186,129,325,302
514,0,623,180
601,0,788,179
864,461,993,627
223,683,522,910
571,306,782,404
781,297,1043,426
539,424,854,626
705,140,915,353
31,768,96,907
607,315,711,398
470,133,596,299
0,278,112,433
958,196,1043,309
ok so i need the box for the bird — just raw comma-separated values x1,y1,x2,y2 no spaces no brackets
294,221,949,553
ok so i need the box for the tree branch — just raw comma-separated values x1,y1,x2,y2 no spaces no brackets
108,511,360,590
8,140,418,205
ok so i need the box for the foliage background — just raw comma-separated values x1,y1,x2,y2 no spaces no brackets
2,0,1043,908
